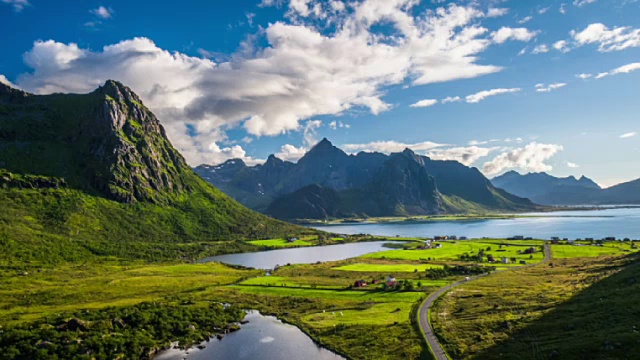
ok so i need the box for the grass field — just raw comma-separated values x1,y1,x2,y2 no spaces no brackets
0,262,259,325
363,240,545,265
247,238,314,247
552,243,638,258
430,253,640,359
333,263,444,272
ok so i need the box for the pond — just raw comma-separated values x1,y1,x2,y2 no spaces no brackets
310,207,640,240
201,241,395,269
154,310,344,360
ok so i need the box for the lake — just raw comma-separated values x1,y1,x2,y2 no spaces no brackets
311,207,640,240
201,241,394,269
155,311,344,360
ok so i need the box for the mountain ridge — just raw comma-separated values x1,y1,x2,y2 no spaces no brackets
491,171,639,205
195,139,540,220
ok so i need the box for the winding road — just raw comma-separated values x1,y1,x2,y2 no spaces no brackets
418,244,552,360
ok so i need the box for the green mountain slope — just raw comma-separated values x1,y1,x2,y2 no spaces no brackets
0,81,309,264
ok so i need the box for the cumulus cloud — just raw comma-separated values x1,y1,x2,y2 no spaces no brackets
482,142,563,175
426,146,495,166
559,4,567,14
576,73,592,79
567,161,580,168
90,6,112,19
620,132,637,138
275,144,308,162
410,99,438,108
593,62,640,79
492,27,538,44
342,140,445,153
12,1,529,166
571,23,640,52
465,88,521,103
1,0,29,12
553,40,571,53
486,8,508,17
535,83,567,92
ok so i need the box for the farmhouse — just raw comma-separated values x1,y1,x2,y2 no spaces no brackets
286,237,298,243
354,280,367,288
524,247,536,254
501,257,509,264
386,276,397,287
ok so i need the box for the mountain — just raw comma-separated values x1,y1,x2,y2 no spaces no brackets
0,80,307,263
196,139,539,220
491,171,640,205
598,178,640,204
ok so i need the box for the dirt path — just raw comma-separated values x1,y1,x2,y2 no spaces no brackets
418,244,551,360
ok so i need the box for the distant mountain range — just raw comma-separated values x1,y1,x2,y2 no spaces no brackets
491,171,640,205
194,139,540,220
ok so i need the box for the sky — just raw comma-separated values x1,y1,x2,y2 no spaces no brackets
1,0,639,187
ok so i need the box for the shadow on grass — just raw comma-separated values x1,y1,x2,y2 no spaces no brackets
474,253,640,360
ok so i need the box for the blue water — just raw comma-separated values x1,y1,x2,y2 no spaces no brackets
201,241,394,269
310,208,640,240
155,311,344,360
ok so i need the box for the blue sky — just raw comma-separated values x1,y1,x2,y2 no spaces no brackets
1,0,639,187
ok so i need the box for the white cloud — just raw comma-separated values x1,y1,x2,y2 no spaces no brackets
492,27,538,44
328,120,349,130
571,23,640,52
1,0,29,12
12,2,522,166
426,146,495,166
275,144,308,162
0,75,19,89
342,140,445,153
576,73,592,79
553,40,571,53
535,82,567,92
486,8,508,17
482,142,564,175
567,161,580,168
593,62,640,79
538,7,550,14
410,99,438,108
465,88,521,103
531,44,549,54
517,16,533,24
91,6,112,19
573,0,597,6
330,1,345,11
620,132,637,138
442,96,461,104
559,3,567,14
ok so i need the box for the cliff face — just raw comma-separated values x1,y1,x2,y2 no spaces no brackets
0,80,191,203
83,80,190,203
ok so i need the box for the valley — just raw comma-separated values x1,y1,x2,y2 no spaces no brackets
1,81,639,360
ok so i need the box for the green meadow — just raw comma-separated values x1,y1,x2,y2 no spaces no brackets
551,243,638,258
363,240,545,264
248,238,314,247
333,262,444,272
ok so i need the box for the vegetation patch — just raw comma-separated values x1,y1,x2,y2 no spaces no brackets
333,262,444,272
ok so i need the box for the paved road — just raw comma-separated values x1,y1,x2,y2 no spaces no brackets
418,244,551,360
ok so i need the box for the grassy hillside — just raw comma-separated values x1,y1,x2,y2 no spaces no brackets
0,81,311,264
431,249,640,359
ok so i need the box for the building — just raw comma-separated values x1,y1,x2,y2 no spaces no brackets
508,236,524,240
524,247,536,254
501,257,509,264
386,276,397,287
354,280,367,288
459,236,468,240
286,237,298,243
487,255,495,262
